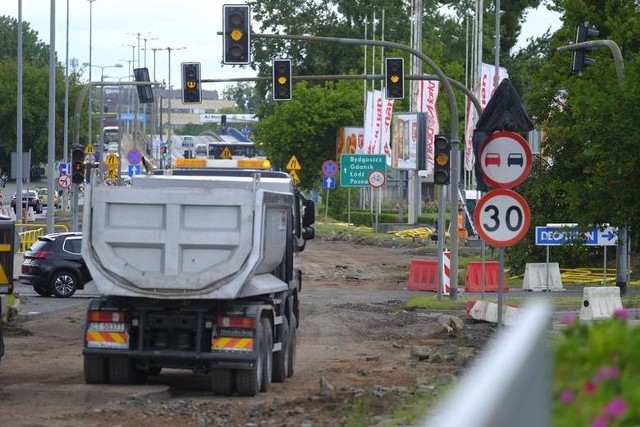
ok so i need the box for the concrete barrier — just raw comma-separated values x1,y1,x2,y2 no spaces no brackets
522,262,563,291
579,286,623,321
466,300,519,326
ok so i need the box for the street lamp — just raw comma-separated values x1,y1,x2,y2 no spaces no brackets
160,46,186,168
83,62,123,148
87,0,97,145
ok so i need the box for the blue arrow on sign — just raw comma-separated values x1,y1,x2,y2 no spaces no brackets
322,176,336,189
128,164,141,176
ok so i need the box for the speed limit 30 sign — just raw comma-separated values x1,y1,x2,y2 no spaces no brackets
474,189,531,247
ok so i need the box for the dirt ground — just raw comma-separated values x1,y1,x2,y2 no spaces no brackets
0,231,495,427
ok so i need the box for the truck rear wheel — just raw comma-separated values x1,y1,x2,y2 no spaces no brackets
272,316,289,382
211,368,234,396
108,356,137,384
287,313,297,378
236,317,272,396
84,355,108,384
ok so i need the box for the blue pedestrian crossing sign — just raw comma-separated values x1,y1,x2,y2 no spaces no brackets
322,176,336,189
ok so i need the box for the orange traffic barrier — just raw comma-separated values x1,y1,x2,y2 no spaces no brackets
464,261,508,293
407,259,439,292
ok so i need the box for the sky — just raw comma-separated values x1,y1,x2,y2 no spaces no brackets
0,1,562,95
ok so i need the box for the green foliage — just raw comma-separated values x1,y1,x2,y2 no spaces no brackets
256,80,363,189
554,311,640,425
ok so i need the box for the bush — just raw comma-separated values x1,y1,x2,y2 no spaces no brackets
553,310,639,425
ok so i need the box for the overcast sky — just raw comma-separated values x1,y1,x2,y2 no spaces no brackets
0,1,562,95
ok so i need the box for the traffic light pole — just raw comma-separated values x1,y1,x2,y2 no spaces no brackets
558,40,624,86
559,38,628,294
252,32,464,298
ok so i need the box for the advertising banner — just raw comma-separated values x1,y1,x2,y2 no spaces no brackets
390,112,427,170
464,63,509,171
335,127,364,160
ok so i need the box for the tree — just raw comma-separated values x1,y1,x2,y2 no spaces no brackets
507,0,640,268
0,16,82,175
255,80,363,189
222,82,261,113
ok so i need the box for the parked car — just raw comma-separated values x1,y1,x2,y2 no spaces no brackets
19,232,92,298
36,187,61,209
10,190,43,214
182,136,194,148
194,143,207,156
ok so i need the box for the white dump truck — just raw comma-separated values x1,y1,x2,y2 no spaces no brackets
81,159,315,396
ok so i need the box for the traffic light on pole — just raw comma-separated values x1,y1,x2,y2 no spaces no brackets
433,135,451,186
571,22,599,75
272,59,292,101
71,145,85,184
223,4,251,65
182,62,202,104
385,58,404,99
133,67,154,104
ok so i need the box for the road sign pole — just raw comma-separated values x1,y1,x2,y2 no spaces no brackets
71,183,79,232
324,188,329,223
498,248,505,328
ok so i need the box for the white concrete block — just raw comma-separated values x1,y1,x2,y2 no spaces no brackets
579,287,623,321
468,300,519,326
522,262,563,291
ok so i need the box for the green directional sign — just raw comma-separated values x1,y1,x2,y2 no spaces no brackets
340,154,387,187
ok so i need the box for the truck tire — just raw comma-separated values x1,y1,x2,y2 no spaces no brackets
236,317,272,396
271,316,289,382
108,356,137,384
287,313,297,378
211,368,234,396
84,355,109,384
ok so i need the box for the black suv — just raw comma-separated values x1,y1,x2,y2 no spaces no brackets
19,232,92,298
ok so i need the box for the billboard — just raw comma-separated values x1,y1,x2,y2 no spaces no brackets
335,127,364,160
390,112,427,170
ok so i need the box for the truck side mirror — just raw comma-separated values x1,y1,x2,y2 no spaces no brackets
302,199,315,228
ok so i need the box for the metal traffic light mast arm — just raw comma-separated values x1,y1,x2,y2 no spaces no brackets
203,74,482,116
558,40,624,87
252,32,463,298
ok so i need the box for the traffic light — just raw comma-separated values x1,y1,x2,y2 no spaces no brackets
182,62,202,104
571,22,599,75
71,145,85,184
133,67,154,104
433,135,451,186
385,58,404,99
272,59,292,101
223,4,251,65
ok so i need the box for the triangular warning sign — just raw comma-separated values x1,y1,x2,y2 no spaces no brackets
220,147,232,159
286,155,301,171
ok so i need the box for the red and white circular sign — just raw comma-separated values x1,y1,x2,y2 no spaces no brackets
57,174,71,189
368,170,386,188
479,130,532,189
474,189,531,247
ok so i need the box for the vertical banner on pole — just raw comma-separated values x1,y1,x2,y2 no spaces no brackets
442,250,451,295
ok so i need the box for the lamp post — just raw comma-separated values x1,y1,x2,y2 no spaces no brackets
83,62,123,149
161,46,186,168
87,0,97,145
142,46,162,140
122,44,137,135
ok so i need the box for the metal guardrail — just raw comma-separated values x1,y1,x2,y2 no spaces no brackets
423,302,552,426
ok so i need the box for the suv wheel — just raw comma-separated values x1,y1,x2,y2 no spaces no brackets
34,284,53,297
51,271,78,298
